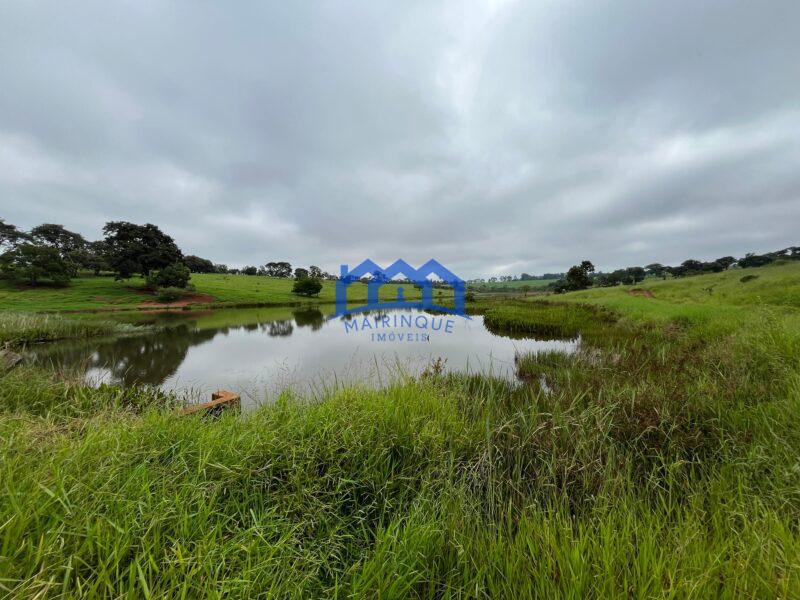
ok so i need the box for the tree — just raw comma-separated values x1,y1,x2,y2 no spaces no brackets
145,263,191,289
627,266,646,283
775,246,800,260
645,263,667,278
102,222,182,279
308,265,323,279
0,243,71,286
242,266,258,276
552,260,595,293
294,267,309,280
564,260,594,291
292,277,322,297
370,269,389,284
667,265,687,278
264,261,292,277
595,273,618,287
30,224,86,259
714,256,736,270
0,219,29,251
183,255,216,273
680,259,704,274
66,243,109,276
739,253,773,268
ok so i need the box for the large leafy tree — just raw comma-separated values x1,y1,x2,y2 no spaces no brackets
102,221,183,279
264,261,292,278
0,219,29,251
30,224,86,258
0,243,71,286
77,241,110,275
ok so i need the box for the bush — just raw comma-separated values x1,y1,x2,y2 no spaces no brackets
156,287,186,302
292,277,322,297
146,262,191,289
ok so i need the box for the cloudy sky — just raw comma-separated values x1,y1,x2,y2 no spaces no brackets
1,1,798,277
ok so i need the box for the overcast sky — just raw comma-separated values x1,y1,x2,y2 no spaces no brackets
1,1,798,277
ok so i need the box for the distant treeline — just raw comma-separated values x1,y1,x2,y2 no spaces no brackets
548,246,799,293
0,219,331,288
467,246,799,295
468,272,564,284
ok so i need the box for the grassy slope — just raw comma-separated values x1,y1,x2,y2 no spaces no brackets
0,274,446,312
2,263,800,597
566,261,800,314
469,278,555,290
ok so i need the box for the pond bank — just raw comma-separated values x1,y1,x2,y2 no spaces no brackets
2,284,800,595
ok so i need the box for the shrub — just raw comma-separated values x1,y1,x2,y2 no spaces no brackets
146,262,191,289
292,277,322,297
156,287,186,302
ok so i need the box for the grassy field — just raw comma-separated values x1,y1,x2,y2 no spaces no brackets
0,274,449,313
1,263,800,596
469,278,556,291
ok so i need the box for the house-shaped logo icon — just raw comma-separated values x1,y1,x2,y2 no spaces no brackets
335,259,466,317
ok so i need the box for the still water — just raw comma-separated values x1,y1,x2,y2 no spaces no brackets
31,307,578,403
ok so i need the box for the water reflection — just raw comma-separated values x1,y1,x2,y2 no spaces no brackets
30,307,579,399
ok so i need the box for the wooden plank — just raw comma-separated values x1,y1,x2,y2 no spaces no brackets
182,390,241,416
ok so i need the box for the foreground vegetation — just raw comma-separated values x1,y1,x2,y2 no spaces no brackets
0,312,139,347
1,262,800,597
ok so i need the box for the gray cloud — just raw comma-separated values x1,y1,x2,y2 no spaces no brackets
1,0,798,277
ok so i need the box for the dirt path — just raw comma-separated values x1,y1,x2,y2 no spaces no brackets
628,289,654,298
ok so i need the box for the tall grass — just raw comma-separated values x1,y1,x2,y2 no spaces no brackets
0,312,136,348
483,299,617,340
2,274,800,596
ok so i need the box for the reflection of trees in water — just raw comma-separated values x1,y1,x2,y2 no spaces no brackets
35,324,218,387
292,308,324,330
264,321,293,337
33,309,335,388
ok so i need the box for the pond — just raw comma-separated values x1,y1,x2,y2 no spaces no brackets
30,306,579,405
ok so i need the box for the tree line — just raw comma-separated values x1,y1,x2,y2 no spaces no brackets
550,246,799,293
0,218,328,296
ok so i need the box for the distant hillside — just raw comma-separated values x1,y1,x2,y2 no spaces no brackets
468,278,557,292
